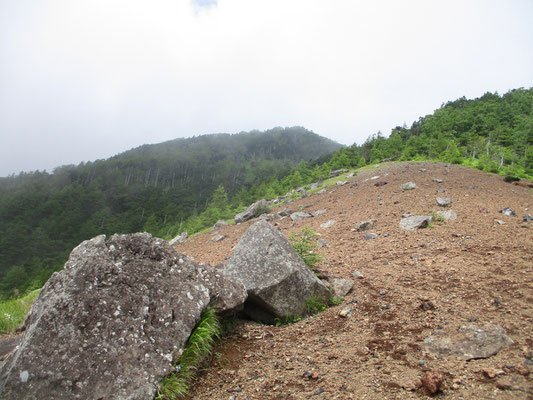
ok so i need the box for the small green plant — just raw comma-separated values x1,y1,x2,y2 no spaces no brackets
274,315,302,326
0,289,40,334
156,308,221,400
305,296,327,315
329,296,344,306
289,227,324,271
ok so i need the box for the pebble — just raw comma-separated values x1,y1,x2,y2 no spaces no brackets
351,270,363,279
338,307,353,318
314,388,325,395
379,290,387,295
418,360,426,367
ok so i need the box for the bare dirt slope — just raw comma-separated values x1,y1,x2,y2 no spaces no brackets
176,162,532,400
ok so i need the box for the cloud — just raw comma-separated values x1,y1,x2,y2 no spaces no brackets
0,0,532,176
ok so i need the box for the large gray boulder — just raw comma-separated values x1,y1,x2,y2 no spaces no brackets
224,220,330,323
234,199,269,223
0,233,246,400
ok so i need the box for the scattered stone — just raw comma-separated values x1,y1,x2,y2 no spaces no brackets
291,211,313,222
314,387,325,395
276,208,292,217
374,181,387,187
419,168,427,172
436,188,446,193
420,300,436,311
380,158,394,163
370,175,380,180
320,220,336,229
317,188,326,194
336,180,347,186
482,368,505,379
311,209,327,217
495,378,513,390
317,239,329,247
338,307,353,318
235,199,270,223
331,278,354,297
211,234,225,242
351,270,363,279
401,182,417,190
169,230,188,245
298,204,313,210
309,182,321,190
436,210,457,221
329,169,348,177
259,213,274,222
418,360,427,367
500,208,516,217
436,197,452,207
296,187,308,197
514,364,530,376
379,290,387,295
524,213,533,222
398,378,421,391
424,323,514,360
355,219,376,231
224,220,330,322
421,369,445,395
0,233,246,400
346,173,354,178
212,220,228,230
432,178,443,183
399,215,433,230
364,232,378,240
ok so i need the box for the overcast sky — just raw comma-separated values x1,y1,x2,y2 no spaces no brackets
1,0,532,176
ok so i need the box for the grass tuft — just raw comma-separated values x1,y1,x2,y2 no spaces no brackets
0,289,40,334
156,308,221,400
289,227,324,271
305,296,327,315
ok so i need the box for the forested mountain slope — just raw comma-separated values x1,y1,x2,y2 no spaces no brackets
0,127,341,297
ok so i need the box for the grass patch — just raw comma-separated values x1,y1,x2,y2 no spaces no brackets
289,227,324,271
156,308,221,400
274,315,302,326
305,296,327,315
0,289,40,334
329,296,344,306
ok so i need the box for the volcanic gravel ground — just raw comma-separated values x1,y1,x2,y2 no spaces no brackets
176,162,533,399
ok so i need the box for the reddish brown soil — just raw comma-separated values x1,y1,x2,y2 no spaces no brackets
176,162,533,399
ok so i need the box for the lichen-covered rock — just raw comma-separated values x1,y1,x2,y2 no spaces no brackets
0,233,246,400
437,210,457,221
290,211,312,222
234,199,269,223
401,181,417,190
436,197,452,207
224,220,330,322
355,219,375,231
330,278,354,297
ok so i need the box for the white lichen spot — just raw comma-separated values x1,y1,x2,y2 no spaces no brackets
187,292,193,300
20,370,29,383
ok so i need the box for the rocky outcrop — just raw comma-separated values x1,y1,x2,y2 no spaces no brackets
234,199,269,223
224,220,330,323
0,233,246,400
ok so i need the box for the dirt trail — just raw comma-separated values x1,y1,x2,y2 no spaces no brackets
176,162,533,399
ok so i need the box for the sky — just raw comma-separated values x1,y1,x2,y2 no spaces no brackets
1,0,532,176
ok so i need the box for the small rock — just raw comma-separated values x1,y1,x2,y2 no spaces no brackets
399,215,433,230
418,360,426,367
302,371,312,379
320,220,336,229
290,212,312,222
370,175,380,180
311,209,327,217
514,364,530,376
433,178,443,183
336,180,347,186
523,213,533,222
379,290,387,295
211,234,226,242
495,377,513,390
364,232,378,240
351,270,363,279
401,182,417,190
482,368,504,379
495,219,504,225
419,168,426,172
169,231,188,245
436,197,452,207
317,188,326,194
421,369,445,395
420,300,435,311
338,307,353,318
212,220,228,230
436,188,446,193
314,387,325,395
500,208,516,216
436,210,457,221
331,278,354,297
346,173,354,178
374,181,387,187
317,239,329,247
355,219,375,231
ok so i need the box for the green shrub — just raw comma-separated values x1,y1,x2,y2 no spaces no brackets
329,296,344,306
274,315,302,326
0,289,40,334
156,308,221,400
289,227,324,271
